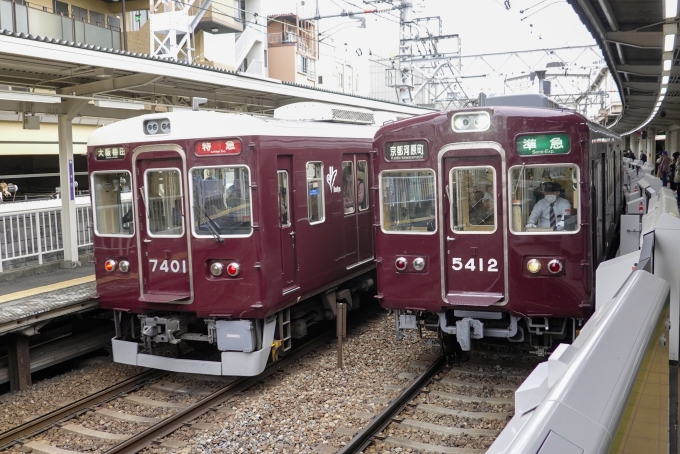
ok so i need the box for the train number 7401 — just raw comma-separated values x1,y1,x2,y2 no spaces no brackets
150,259,188,273
452,258,498,272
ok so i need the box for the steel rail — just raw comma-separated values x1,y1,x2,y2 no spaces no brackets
104,332,336,454
336,353,447,454
0,368,166,450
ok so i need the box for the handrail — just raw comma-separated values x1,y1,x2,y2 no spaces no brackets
488,270,670,453
0,197,93,272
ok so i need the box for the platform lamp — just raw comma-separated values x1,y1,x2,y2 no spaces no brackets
665,0,678,19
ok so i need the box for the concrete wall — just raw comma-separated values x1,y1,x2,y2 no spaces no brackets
126,19,150,54
268,45,296,82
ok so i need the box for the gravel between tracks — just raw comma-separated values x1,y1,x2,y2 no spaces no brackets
0,358,144,432
141,312,434,454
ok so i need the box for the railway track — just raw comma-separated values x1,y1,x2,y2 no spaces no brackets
339,348,541,454
0,305,380,454
0,331,334,454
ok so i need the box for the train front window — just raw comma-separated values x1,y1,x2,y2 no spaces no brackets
509,164,580,234
449,166,496,233
380,169,436,234
145,168,184,237
190,166,252,237
92,171,134,237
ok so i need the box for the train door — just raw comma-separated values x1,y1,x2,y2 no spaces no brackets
443,154,506,305
136,155,191,302
277,156,298,291
342,154,372,268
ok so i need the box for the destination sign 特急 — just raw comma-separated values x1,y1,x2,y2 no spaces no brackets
516,134,570,156
385,141,428,161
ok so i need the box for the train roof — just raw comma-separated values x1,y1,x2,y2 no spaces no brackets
87,110,382,147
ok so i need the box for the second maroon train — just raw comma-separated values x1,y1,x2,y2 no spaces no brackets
88,97,623,376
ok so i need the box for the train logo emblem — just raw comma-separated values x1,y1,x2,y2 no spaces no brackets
326,166,341,193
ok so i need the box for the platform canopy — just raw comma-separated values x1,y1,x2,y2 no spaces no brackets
0,30,432,119
568,0,678,134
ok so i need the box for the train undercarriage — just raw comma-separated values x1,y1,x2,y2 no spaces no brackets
395,310,580,356
111,275,374,376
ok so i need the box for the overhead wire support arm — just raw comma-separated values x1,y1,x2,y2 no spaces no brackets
299,5,402,22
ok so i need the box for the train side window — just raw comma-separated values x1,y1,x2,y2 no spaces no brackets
278,170,290,227
306,162,325,224
342,161,355,214
357,160,368,211
449,166,496,233
145,168,184,237
189,166,252,237
509,164,580,234
91,171,134,237
380,169,436,234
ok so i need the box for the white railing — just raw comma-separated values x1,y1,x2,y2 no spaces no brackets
235,24,265,70
245,59,264,76
0,197,93,272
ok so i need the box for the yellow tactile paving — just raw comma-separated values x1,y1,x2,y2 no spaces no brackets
0,275,95,304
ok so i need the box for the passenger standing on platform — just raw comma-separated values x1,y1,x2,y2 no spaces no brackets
525,182,572,231
674,154,680,195
671,152,680,192
657,151,671,187
640,150,648,163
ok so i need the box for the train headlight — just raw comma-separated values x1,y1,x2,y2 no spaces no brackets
119,260,130,273
210,262,224,276
412,257,426,272
226,262,240,277
452,112,491,133
527,259,541,274
104,259,117,273
395,257,408,271
547,259,563,274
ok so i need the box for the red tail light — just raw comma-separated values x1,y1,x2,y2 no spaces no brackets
395,257,408,271
638,202,644,213
104,259,117,272
547,259,563,274
226,262,240,277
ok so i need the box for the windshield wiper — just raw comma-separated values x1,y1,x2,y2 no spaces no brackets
194,206,223,243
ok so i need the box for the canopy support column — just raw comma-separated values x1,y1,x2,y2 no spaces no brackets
58,100,87,268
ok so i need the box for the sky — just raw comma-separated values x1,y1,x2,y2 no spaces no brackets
263,0,602,97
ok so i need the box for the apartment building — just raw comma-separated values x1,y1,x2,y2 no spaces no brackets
267,13,317,87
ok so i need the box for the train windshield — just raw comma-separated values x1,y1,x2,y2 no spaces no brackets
509,164,580,233
380,169,436,234
190,166,252,237
91,171,134,237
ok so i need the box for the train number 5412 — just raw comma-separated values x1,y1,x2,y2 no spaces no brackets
452,258,498,272
150,259,187,273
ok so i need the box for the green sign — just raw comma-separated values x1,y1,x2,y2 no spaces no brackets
516,134,570,156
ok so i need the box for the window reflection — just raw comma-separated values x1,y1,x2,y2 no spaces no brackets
191,167,252,236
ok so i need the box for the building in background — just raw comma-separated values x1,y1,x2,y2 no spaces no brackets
267,13,317,86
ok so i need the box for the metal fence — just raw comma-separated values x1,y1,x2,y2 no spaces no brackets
0,197,93,272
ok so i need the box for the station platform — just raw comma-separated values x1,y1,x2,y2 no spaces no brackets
0,264,107,391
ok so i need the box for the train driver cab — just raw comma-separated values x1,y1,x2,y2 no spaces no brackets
509,164,580,233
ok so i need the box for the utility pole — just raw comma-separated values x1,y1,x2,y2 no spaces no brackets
396,0,414,103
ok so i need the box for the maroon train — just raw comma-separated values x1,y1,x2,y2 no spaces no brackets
88,105,381,376
373,96,623,354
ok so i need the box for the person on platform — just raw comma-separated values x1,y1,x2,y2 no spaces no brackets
640,150,647,163
657,150,672,187
525,182,571,231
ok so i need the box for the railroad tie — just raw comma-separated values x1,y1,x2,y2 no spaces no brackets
449,367,527,378
124,395,189,408
95,408,160,425
429,390,514,405
23,441,83,454
439,377,518,391
416,403,511,421
60,424,129,441
383,435,487,454
397,419,500,437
